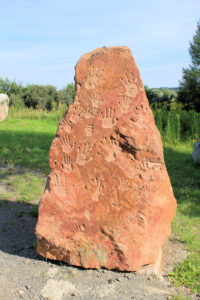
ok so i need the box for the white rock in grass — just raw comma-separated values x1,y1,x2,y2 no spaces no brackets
192,140,200,164
0,94,9,121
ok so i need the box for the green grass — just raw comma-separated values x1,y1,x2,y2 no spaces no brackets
0,107,200,294
9,171,46,203
0,108,66,173
164,142,200,293
0,167,46,204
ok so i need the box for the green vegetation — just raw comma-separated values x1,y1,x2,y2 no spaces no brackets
145,85,178,108
0,78,75,109
0,107,200,294
178,20,200,111
153,109,200,143
0,166,46,204
0,107,66,173
165,143,200,292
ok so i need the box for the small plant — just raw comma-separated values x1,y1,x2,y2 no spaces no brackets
169,256,200,293
17,210,25,218
169,292,192,300
29,206,38,218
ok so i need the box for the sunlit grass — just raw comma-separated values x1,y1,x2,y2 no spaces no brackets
164,142,200,293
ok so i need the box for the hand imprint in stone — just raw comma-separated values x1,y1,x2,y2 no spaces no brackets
70,105,84,123
85,66,104,89
101,108,116,128
90,92,103,108
120,73,138,97
119,177,131,191
84,106,99,119
58,119,73,133
60,135,75,153
51,171,66,187
91,178,103,201
85,124,94,137
99,136,120,162
61,155,73,173
76,143,93,166
118,95,132,113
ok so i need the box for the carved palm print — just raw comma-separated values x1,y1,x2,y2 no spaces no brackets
91,177,103,201
101,107,116,128
120,73,138,97
85,66,104,89
76,143,93,166
60,135,75,153
61,155,73,173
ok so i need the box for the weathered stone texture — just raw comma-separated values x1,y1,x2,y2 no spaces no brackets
0,94,9,121
35,46,177,271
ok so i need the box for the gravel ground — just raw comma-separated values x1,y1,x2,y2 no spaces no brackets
0,165,198,300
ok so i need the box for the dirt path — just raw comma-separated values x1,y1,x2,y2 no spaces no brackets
0,165,195,300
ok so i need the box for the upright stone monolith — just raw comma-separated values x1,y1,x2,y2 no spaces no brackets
35,46,177,271
0,94,9,121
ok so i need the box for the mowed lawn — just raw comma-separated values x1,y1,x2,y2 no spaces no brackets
0,109,62,174
0,108,199,293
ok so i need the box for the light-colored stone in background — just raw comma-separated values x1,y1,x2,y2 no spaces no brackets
0,94,9,121
192,140,200,164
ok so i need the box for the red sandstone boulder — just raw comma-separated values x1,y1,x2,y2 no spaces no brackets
35,46,177,271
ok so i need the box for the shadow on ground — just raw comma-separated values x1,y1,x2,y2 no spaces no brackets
0,199,42,261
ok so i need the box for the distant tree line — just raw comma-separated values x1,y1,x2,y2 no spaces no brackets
144,86,178,109
0,77,180,111
0,78,75,110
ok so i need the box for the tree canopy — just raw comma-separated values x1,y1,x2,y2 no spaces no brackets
178,20,200,111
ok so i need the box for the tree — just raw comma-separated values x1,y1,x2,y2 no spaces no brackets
58,83,75,106
22,84,59,110
178,21,200,111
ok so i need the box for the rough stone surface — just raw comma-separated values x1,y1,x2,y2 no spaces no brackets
35,46,177,271
0,94,9,121
192,140,200,164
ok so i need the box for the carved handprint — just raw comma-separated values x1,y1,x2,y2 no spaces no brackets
85,65,104,89
90,92,103,108
91,178,103,202
119,177,131,191
84,106,99,119
76,143,93,166
70,105,84,123
58,119,73,133
99,136,120,162
85,124,94,137
61,155,73,173
101,108,116,128
118,95,132,113
136,212,147,229
120,73,139,97
60,135,75,153
51,171,66,187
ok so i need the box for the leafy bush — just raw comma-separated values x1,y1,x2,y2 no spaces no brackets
58,83,75,106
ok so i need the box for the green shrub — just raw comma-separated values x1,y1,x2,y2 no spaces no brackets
153,109,200,143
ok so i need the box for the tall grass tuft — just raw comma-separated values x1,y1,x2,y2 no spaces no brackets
8,105,68,123
153,109,200,143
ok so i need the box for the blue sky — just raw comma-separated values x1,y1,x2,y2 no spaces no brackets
1,0,200,89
